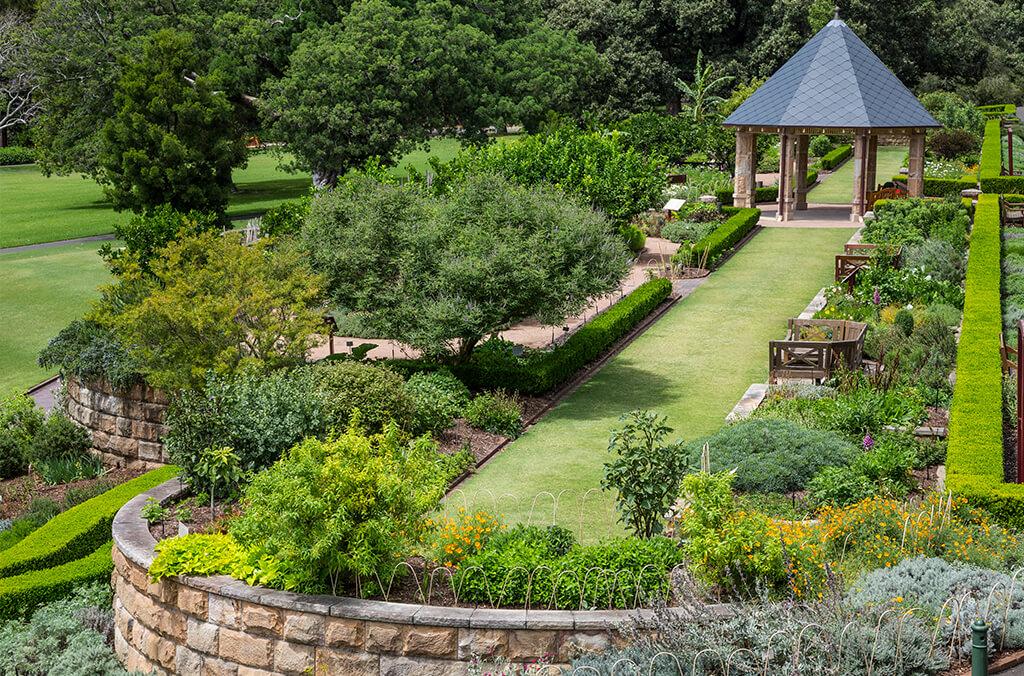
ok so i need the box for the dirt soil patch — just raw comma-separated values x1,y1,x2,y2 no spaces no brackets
0,466,147,519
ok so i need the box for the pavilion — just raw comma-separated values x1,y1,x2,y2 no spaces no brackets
723,10,941,221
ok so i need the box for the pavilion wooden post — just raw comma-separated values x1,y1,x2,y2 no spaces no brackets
778,131,793,221
908,132,925,198
866,135,878,195
794,135,810,210
851,132,869,220
733,131,758,208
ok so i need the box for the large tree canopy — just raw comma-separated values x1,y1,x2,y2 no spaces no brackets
301,173,631,362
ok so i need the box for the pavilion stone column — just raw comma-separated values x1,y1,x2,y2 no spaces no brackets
794,134,810,210
907,132,925,198
865,135,878,194
778,131,793,221
851,132,870,220
732,131,758,208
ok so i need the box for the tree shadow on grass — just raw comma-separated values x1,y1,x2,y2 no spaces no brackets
542,359,680,425
228,177,311,208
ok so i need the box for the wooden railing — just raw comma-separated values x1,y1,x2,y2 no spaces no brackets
1003,332,1018,374
769,319,867,383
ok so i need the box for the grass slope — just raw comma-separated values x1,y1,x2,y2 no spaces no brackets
0,154,310,249
451,226,856,542
807,146,906,205
0,242,110,392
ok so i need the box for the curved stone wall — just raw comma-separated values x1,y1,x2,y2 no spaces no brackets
111,480,669,675
64,376,169,467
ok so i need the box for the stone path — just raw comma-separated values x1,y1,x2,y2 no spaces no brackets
0,233,116,257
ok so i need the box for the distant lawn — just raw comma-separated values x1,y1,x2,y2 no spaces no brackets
451,226,856,542
0,153,310,249
808,145,906,204
0,242,110,392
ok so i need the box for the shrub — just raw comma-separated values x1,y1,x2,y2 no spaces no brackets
893,308,915,336
464,391,522,438
865,197,970,250
25,413,91,466
0,543,115,620
815,144,853,170
164,369,323,487
0,466,178,578
920,91,984,137
602,411,689,538
453,526,682,609
0,433,27,481
903,238,965,284
421,509,504,568
37,320,141,390
0,393,46,479
807,466,876,509
313,361,416,434
0,582,125,672
98,204,219,274
661,220,717,245
406,370,469,435
684,419,859,493
620,224,646,253
229,429,448,594
259,196,311,238
808,134,833,158
0,146,35,165
613,111,698,165
929,129,980,160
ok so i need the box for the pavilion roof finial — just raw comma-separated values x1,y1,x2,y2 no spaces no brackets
833,5,841,21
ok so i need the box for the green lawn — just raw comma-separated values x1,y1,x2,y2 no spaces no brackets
0,242,110,392
450,226,857,542
0,154,310,249
807,145,906,204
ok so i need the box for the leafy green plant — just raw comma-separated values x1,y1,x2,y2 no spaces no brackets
807,466,876,509
809,134,834,158
259,196,311,238
661,219,717,245
229,428,448,595
195,445,243,518
37,320,141,390
405,370,470,435
602,411,690,538
34,456,104,486
314,361,417,434
149,533,253,583
98,205,219,275
0,146,35,166
685,419,858,494
893,308,915,337
26,413,91,466
864,197,970,250
140,497,168,536
464,392,523,439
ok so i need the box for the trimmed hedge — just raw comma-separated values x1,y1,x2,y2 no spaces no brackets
387,278,673,394
946,194,1024,526
0,466,178,578
980,118,1024,194
0,541,113,620
887,175,979,197
816,144,853,170
0,146,35,166
717,170,819,205
691,207,761,268
978,103,1017,119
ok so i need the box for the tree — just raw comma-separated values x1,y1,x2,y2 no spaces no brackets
675,50,733,122
602,410,691,538
97,231,325,391
0,11,40,146
301,172,631,362
99,28,246,215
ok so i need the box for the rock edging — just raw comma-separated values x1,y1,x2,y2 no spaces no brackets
112,479,713,675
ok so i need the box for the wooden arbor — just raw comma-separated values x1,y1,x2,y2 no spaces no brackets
723,11,939,222
732,126,930,221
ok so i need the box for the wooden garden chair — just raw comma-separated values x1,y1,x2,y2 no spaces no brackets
1002,195,1024,227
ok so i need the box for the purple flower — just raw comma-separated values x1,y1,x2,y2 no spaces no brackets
863,433,874,451
873,288,881,306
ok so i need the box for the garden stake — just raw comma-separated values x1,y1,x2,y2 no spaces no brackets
972,619,988,676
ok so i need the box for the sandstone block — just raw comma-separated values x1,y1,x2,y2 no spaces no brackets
315,647,378,675
508,629,558,661
208,595,240,628
324,617,363,649
273,640,316,673
219,626,272,669
177,586,208,619
403,626,458,658
380,655,464,676
203,656,240,676
186,617,219,654
175,645,204,676
242,603,282,637
458,628,508,660
282,611,323,644
365,622,407,653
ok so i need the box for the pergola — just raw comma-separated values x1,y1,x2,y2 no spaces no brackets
723,11,941,221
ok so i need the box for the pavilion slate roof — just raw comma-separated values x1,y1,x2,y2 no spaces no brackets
724,16,940,129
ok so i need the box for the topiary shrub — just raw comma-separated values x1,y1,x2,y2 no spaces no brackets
809,134,833,158
893,308,915,337
464,391,523,438
405,370,470,435
684,419,859,493
313,360,416,434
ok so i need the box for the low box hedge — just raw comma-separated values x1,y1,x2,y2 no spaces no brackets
691,207,761,269
980,118,1024,194
0,465,178,578
0,146,35,166
717,170,820,206
978,103,1017,119
816,144,853,171
387,278,673,395
0,541,114,620
946,194,1024,526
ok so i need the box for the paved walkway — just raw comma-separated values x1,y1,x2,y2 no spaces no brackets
0,233,116,257
758,202,857,227
449,224,857,541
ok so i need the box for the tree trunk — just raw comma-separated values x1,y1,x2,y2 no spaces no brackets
312,168,339,189
452,336,481,365
666,93,681,116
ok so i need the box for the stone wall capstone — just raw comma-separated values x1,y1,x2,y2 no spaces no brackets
64,376,169,467
110,480,677,675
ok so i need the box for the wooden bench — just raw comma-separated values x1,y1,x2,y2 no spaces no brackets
769,319,867,383
867,186,906,211
1002,195,1024,227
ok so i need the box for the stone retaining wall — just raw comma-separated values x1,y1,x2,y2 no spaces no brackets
64,376,169,467
111,480,676,675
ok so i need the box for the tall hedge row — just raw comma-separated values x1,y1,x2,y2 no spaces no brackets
946,194,1024,526
0,466,178,578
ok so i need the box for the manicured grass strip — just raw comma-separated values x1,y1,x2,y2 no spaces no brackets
0,466,178,578
452,226,856,541
0,242,110,392
808,146,906,204
0,541,114,620
947,194,1024,526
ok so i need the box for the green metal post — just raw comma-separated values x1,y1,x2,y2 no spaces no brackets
972,619,989,676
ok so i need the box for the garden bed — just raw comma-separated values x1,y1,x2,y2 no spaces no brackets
0,466,146,520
